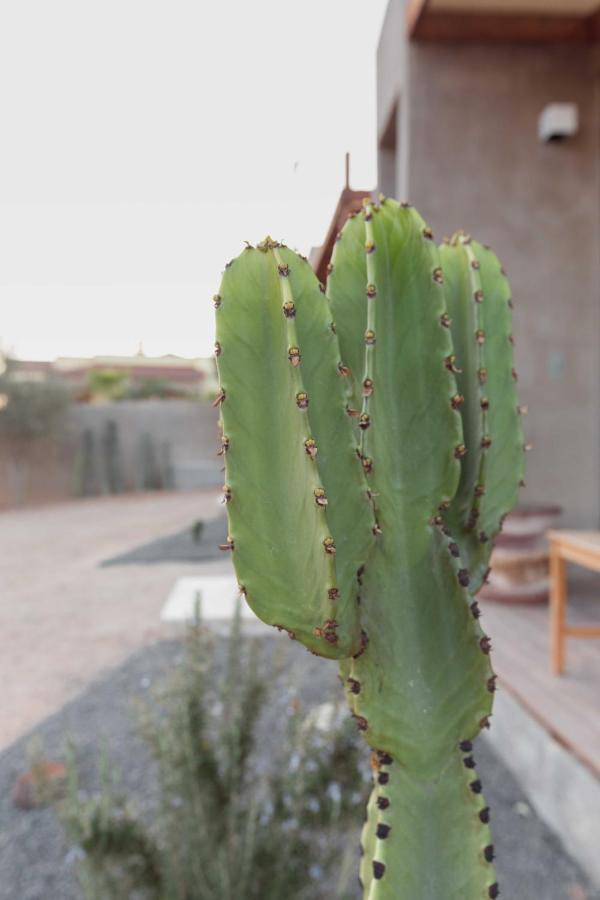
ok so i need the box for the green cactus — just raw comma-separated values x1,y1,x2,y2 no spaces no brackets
214,197,524,899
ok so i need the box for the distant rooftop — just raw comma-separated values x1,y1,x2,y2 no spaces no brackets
52,353,208,374
10,353,214,391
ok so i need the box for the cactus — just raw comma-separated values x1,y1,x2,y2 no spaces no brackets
139,432,162,490
214,198,524,899
75,427,99,496
102,419,124,494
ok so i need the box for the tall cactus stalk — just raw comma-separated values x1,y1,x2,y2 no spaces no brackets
214,197,524,899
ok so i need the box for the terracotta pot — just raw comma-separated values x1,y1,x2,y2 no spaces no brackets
479,504,562,604
11,760,67,810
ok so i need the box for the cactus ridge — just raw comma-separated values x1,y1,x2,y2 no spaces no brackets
214,197,524,899
359,201,377,467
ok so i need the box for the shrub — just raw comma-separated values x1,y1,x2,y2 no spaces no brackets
60,610,369,899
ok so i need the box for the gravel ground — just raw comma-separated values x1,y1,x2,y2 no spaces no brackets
0,490,221,753
0,634,596,900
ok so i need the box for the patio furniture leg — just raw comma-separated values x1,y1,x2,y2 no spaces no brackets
550,544,566,674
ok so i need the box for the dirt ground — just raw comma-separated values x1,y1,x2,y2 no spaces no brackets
0,490,227,751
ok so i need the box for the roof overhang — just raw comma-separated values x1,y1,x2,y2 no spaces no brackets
407,0,600,41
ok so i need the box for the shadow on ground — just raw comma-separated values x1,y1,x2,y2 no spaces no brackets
101,515,228,566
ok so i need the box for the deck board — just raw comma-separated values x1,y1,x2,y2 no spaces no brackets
481,569,600,776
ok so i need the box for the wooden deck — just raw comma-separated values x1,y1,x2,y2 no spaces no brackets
481,570,600,777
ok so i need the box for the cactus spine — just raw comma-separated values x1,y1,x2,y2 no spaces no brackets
214,198,524,899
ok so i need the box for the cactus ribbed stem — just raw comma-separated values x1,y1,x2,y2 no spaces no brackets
215,197,524,899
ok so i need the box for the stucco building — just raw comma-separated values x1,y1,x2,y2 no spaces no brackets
376,0,600,527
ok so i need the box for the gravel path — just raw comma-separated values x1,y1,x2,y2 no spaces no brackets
0,489,226,750
0,634,596,900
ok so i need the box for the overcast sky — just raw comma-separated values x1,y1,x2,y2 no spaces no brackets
0,1,389,361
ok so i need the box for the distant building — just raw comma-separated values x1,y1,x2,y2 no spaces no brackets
11,352,216,399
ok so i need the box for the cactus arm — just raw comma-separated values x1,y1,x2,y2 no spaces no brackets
329,201,463,510
329,200,496,898
215,240,372,658
440,236,525,592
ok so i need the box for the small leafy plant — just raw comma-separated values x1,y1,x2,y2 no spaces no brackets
60,611,369,899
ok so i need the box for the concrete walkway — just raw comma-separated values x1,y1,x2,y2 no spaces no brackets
0,490,228,751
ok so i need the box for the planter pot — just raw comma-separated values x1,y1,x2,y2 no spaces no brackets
479,504,562,604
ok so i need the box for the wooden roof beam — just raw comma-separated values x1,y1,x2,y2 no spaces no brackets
407,3,600,42
406,0,431,37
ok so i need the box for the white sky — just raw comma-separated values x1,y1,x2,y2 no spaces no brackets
0,0,389,361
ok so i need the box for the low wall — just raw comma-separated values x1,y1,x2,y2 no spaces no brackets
0,400,222,509
0,438,76,508
70,400,222,494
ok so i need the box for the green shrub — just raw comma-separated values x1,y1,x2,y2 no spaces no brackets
0,363,70,440
60,611,369,899
87,369,129,402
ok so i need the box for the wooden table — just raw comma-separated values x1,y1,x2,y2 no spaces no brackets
548,530,600,674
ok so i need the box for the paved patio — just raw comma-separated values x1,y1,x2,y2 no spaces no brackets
0,490,226,751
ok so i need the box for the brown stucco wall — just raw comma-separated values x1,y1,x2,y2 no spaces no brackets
377,14,600,526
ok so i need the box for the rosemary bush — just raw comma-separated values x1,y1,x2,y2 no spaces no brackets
61,611,369,899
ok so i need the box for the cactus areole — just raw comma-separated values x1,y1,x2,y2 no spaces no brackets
214,199,524,899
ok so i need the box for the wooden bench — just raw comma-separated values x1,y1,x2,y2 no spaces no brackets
548,530,600,674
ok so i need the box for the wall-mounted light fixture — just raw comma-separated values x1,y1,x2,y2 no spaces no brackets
538,103,579,143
